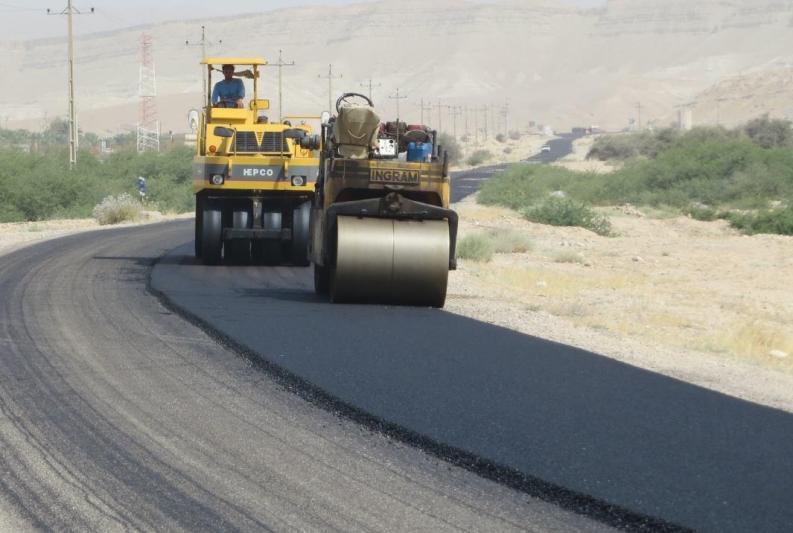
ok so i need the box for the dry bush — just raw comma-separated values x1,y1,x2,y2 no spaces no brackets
488,229,533,254
553,250,586,264
92,193,143,225
456,232,495,262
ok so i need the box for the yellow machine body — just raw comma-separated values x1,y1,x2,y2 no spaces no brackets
193,58,321,266
310,95,458,308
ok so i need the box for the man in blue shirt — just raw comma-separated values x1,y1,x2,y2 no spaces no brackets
211,64,245,108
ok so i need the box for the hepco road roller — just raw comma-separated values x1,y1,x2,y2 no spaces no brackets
310,93,458,307
193,57,321,265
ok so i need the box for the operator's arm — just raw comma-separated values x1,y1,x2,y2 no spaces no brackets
211,82,220,105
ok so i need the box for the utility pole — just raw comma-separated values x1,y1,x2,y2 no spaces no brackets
449,106,462,139
417,98,433,126
636,102,643,130
318,64,342,114
264,49,295,122
474,105,479,144
432,99,444,134
388,88,407,120
501,101,510,137
186,25,221,97
47,0,94,169
389,88,407,149
360,78,381,103
482,105,490,139
464,104,470,137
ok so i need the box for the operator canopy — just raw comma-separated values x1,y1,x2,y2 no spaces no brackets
333,104,380,159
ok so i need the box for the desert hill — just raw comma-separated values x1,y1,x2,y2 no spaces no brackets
1,0,792,135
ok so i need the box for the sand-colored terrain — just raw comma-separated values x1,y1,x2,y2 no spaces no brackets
4,0,793,134
455,133,550,169
446,195,793,412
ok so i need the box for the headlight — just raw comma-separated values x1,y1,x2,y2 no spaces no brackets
210,174,225,185
290,175,306,187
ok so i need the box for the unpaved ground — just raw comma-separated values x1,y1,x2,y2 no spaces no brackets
0,212,192,256
454,133,551,170
446,195,793,412
553,135,618,174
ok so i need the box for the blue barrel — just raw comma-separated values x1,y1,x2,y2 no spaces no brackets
407,142,432,162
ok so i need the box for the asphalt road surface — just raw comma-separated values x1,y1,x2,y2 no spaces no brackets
0,224,610,532
152,241,793,533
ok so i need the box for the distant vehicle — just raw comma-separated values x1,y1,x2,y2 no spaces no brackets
541,145,551,153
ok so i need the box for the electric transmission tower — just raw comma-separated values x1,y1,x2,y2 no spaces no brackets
137,33,160,153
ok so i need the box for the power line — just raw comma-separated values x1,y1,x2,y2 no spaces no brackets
186,25,221,98
47,0,94,169
264,49,295,122
318,64,342,114
416,98,433,126
360,78,381,103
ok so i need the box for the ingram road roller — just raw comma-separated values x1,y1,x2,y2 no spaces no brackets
310,93,458,307
193,57,321,265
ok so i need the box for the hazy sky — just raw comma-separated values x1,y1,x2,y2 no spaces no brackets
0,0,607,41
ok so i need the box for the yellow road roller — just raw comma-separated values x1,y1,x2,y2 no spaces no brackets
310,93,458,307
193,57,321,265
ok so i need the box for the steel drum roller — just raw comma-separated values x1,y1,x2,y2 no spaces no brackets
332,216,450,306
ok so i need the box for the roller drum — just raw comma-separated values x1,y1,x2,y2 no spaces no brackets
332,216,449,307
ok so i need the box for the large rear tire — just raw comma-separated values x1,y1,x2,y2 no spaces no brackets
194,195,203,259
290,201,311,267
225,202,252,265
201,200,223,265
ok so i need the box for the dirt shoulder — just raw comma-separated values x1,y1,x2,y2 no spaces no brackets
447,195,793,413
0,212,191,256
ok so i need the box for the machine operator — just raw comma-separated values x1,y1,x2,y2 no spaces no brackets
211,64,245,108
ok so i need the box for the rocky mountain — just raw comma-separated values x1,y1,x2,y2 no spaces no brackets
1,0,792,134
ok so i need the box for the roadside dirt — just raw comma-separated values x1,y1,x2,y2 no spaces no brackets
446,195,793,413
0,212,192,256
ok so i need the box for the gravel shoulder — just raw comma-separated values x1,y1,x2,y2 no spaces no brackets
0,212,192,256
447,195,793,413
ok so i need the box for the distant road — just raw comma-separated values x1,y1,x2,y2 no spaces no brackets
452,132,581,203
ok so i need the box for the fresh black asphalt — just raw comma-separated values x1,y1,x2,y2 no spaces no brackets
150,145,793,532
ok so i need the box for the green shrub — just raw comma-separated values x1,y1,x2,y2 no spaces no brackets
743,116,793,149
503,147,513,154
456,233,495,262
495,133,507,143
725,206,793,236
522,197,612,236
92,193,143,225
438,133,462,165
0,146,193,222
508,130,521,141
467,149,492,167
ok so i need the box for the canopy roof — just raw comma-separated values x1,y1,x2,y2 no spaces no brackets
201,57,267,66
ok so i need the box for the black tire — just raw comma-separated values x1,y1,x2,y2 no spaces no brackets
256,241,283,266
225,202,252,265
314,263,330,295
290,201,311,267
194,195,203,258
201,200,223,265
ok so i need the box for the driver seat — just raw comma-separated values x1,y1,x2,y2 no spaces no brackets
333,104,380,159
